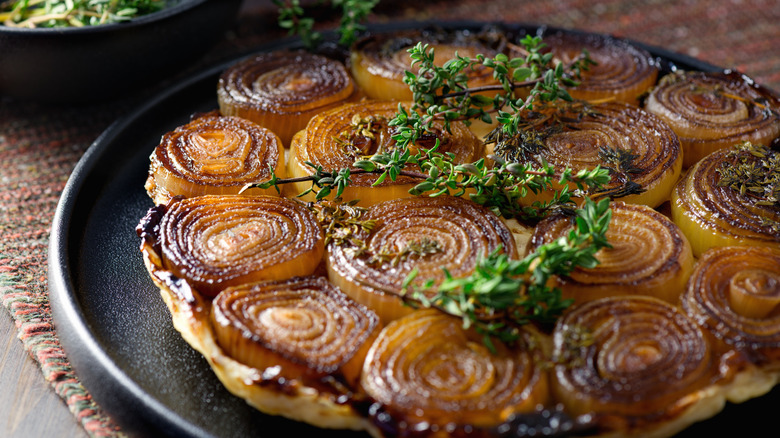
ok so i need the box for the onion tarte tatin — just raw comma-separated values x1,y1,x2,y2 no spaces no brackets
134,25,780,438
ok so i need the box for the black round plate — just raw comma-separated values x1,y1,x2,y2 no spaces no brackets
48,21,778,438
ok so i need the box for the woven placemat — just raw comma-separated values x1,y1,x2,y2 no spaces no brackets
0,1,778,437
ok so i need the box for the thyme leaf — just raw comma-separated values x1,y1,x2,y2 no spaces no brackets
389,37,595,149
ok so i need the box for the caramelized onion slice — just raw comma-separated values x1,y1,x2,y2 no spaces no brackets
529,201,694,304
350,29,504,140
159,195,324,298
541,31,659,106
361,309,549,430
326,195,517,324
350,29,501,102
670,143,780,257
495,102,682,208
217,50,361,146
145,114,284,205
552,296,722,434
682,246,780,368
288,100,484,205
645,71,780,168
211,276,380,387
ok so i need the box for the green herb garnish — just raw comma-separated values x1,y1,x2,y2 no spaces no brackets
1,0,170,27
401,197,612,351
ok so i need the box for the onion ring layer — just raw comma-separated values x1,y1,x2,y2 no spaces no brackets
645,71,780,168
326,195,517,323
211,276,380,387
552,296,722,434
145,114,284,205
159,195,324,298
542,31,659,106
496,102,682,208
288,100,484,205
217,50,361,146
361,310,548,430
670,143,780,257
350,29,500,101
682,246,780,369
529,201,694,304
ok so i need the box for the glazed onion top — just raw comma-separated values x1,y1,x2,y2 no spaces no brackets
146,114,283,203
158,195,323,297
496,102,682,208
541,31,659,105
671,143,780,256
529,201,693,304
211,276,380,382
682,246,780,364
292,100,483,188
217,50,357,115
552,296,719,421
645,71,780,143
361,309,547,429
350,29,500,96
327,195,517,296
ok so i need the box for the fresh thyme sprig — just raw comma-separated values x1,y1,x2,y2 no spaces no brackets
273,0,378,48
401,196,612,350
245,143,610,221
389,36,595,149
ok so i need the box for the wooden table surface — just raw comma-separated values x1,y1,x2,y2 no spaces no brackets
1,1,778,437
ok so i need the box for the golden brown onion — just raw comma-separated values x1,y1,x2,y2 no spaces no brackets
529,201,694,304
326,195,517,323
217,50,361,146
496,101,682,209
682,246,780,369
670,143,780,257
211,276,380,387
645,71,780,168
541,31,659,106
350,29,500,102
158,195,324,298
552,296,723,435
350,29,503,139
145,114,284,205
361,309,549,431
287,100,484,205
